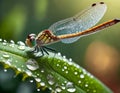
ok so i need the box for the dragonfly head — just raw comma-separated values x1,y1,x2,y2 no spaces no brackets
25,34,36,47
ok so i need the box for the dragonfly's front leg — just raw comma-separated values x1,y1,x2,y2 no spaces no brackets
31,46,45,57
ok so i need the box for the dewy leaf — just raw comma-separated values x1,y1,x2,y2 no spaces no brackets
0,39,112,93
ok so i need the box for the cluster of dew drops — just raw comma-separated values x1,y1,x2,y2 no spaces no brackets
0,39,26,66
0,38,97,93
0,38,25,50
26,54,78,92
25,53,96,93
0,39,78,92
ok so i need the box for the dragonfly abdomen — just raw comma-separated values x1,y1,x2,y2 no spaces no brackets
58,19,120,39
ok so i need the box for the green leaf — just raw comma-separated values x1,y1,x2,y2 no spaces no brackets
0,39,112,93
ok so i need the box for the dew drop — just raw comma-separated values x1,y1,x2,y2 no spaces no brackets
4,69,7,72
17,41,25,46
17,41,25,50
74,72,78,75
85,84,88,87
78,80,81,84
76,65,80,68
6,59,12,65
30,80,34,83
40,82,45,86
35,78,41,82
62,69,64,72
37,73,40,76
41,69,44,73
47,74,55,85
9,44,15,47
57,52,61,56
83,69,87,74
37,89,40,91
18,46,25,50
0,38,2,42
64,66,67,69
66,82,76,92
63,55,67,61
80,74,84,79
61,86,65,90
26,59,39,71
64,81,67,84
63,55,66,59
56,64,60,67
62,83,64,86
10,40,15,44
17,68,21,71
55,85,62,92
65,71,68,74
21,65,24,68
26,70,32,76
2,40,7,46
69,58,72,62
9,40,15,47
2,53,10,58
90,75,93,78
68,61,73,65
49,87,52,90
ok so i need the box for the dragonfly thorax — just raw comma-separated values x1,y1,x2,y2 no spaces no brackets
35,30,60,46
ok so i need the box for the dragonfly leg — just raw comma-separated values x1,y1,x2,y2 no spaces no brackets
29,46,57,56
43,46,57,53
31,46,39,53
42,47,49,55
39,47,44,56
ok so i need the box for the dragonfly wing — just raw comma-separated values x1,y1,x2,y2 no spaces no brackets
48,2,107,43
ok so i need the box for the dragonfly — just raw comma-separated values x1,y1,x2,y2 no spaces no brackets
25,2,120,56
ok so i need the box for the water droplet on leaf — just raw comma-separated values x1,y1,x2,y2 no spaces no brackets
85,84,88,87
55,85,62,92
65,71,68,74
0,38,2,42
35,78,41,82
26,70,32,76
69,58,72,62
30,80,34,83
57,52,61,56
64,66,67,69
41,69,44,73
66,82,76,92
2,40,7,46
26,59,39,71
78,80,81,84
17,41,25,46
17,41,25,50
4,69,7,72
80,74,84,79
9,40,15,47
40,82,45,86
74,72,78,75
37,89,40,91
3,53,10,58
47,74,55,85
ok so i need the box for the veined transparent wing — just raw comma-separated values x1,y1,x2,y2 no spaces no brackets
48,2,107,43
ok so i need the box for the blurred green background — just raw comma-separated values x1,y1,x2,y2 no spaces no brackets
0,0,120,93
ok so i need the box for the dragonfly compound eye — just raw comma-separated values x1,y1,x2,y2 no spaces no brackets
25,34,36,47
